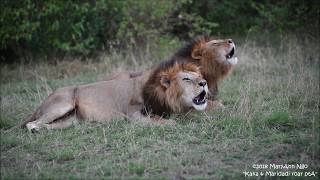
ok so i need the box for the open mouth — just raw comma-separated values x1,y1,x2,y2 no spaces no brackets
193,90,206,105
226,47,235,59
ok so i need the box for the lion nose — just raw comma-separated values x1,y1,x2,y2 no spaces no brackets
228,39,233,44
198,81,207,87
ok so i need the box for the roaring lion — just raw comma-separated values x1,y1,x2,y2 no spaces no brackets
11,63,208,132
174,37,238,99
103,36,237,104
142,63,208,117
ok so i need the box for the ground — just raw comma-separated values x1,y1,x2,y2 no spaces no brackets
1,36,319,179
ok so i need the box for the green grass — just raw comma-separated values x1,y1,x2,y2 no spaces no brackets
1,36,319,179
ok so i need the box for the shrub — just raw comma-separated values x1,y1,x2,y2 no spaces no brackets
0,0,318,61
1,0,123,59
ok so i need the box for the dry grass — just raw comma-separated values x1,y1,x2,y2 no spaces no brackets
1,35,319,179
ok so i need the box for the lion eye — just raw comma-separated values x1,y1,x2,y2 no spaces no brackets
183,77,191,81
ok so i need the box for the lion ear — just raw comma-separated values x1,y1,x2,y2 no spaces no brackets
191,46,203,60
160,76,170,88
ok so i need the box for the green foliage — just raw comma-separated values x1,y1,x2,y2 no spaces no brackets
116,0,219,44
251,1,318,33
0,0,318,60
128,163,145,176
264,112,295,132
176,0,319,35
47,148,75,161
117,0,176,46
1,0,123,57
0,116,15,129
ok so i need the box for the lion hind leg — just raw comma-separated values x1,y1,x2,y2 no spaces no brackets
45,116,78,130
26,102,75,132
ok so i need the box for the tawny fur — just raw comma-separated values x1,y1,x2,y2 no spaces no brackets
142,63,205,117
166,36,236,98
103,36,237,100
8,64,207,132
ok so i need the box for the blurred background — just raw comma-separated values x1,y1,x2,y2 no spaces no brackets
1,0,319,63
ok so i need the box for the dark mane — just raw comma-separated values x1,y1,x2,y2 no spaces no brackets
141,35,233,117
141,63,200,117
145,36,211,76
140,63,174,117
174,36,213,59
141,36,213,117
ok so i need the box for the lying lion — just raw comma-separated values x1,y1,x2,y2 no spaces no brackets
142,62,208,117
12,63,208,132
103,36,238,108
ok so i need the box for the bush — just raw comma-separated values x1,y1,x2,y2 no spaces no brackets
173,0,319,36
1,0,123,59
0,0,318,62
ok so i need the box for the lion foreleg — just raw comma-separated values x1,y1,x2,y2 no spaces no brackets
206,100,225,110
131,111,176,126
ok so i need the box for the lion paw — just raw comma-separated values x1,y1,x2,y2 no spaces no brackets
26,122,40,133
207,100,225,110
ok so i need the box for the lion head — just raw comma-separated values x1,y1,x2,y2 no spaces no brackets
142,63,208,117
172,36,238,99
191,38,238,65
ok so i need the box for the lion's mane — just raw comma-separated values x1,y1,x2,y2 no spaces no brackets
142,63,201,117
168,36,234,98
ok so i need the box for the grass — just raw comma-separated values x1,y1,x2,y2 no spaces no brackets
1,35,319,179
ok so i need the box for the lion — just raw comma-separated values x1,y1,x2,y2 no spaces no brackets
103,36,238,106
141,63,208,117
10,63,208,132
176,37,238,99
